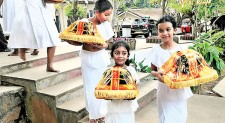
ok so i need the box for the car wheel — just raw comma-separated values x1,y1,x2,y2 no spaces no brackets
144,32,151,38
131,34,136,38
144,34,148,38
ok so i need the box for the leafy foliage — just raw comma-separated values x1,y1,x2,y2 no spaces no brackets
129,54,152,73
189,30,225,76
210,31,225,49
65,4,86,20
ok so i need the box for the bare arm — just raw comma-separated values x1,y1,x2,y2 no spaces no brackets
151,63,164,82
89,37,112,49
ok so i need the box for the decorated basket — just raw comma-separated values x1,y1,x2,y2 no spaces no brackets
95,66,139,100
160,49,218,89
59,19,106,45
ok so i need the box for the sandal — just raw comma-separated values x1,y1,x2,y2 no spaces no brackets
97,117,105,123
31,50,39,55
89,117,105,123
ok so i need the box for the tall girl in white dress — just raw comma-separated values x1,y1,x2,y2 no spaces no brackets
67,0,114,122
8,0,60,72
150,15,193,123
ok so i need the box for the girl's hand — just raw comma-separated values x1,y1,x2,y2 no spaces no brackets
87,42,108,49
152,71,165,83
65,40,83,46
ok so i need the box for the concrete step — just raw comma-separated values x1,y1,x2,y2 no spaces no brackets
1,57,81,91
77,77,157,123
37,76,84,106
0,86,24,122
0,86,23,95
135,94,225,123
213,77,225,97
0,43,81,75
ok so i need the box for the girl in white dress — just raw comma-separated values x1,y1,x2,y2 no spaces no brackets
8,0,60,72
105,41,139,123
150,15,193,123
67,0,114,122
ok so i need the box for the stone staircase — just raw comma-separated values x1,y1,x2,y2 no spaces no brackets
0,42,157,123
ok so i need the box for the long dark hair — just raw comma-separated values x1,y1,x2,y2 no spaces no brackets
110,41,130,66
94,0,113,13
156,15,177,29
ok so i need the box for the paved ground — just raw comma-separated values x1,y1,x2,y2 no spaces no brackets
136,94,225,123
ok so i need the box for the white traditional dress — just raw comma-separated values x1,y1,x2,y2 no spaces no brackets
150,44,193,123
105,66,139,123
2,0,24,32
8,0,60,49
80,21,114,119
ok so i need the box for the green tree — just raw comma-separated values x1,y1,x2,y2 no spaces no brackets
168,0,225,36
64,0,86,23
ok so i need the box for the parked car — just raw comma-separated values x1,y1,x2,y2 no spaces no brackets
131,18,157,38
181,19,192,33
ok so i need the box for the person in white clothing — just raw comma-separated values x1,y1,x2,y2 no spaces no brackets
8,0,60,72
2,0,23,32
67,0,114,122
2,0,24,55
150,15,193,123
105,41,139,123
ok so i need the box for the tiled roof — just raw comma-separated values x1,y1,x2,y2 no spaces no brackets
128,8,163,20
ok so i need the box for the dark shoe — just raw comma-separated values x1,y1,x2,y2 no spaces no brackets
31,50,39,55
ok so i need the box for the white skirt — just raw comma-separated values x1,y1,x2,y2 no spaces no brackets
2,0,24,32
8,0,60,49
106,112,135,123
105,100,138,123
157,82,193,123
80,49,110,119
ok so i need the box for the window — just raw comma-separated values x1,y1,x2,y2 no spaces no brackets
89,10,93,17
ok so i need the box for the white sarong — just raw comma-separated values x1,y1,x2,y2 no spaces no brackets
80,49,110,119
8,0,60,49
157,82,193,123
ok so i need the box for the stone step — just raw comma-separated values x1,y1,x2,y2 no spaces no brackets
37,71,151,106
0,43,81,75
0,86,23,95
213,77,225,97
37,76,84,106
76,78,157,123
0,86,24,123
1,57,81,91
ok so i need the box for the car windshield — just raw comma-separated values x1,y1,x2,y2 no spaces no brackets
133,19,147,25
149,20,155,24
